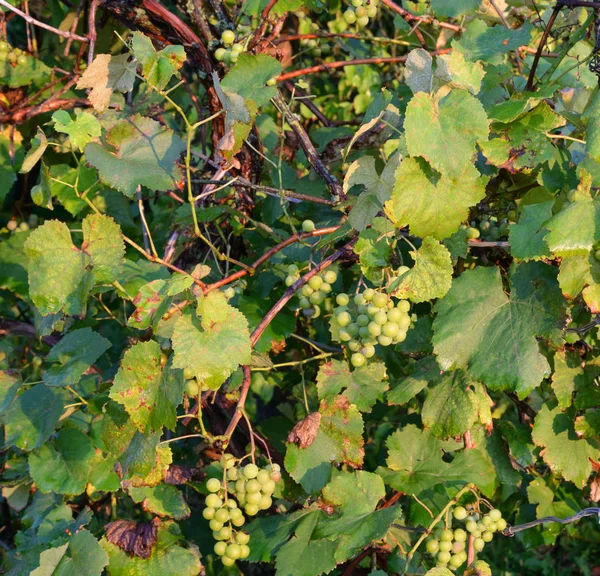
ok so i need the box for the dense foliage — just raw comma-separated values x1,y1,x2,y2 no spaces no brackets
1,0,600,574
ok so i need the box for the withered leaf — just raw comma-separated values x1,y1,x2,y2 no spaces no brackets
287,412,322,449
105,517,160,559
163,465,205,485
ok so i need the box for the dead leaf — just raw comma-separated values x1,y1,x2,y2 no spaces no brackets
105,517,160,559
163,465,204,485
287,412,321,448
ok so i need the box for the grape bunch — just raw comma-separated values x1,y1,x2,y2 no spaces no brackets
286,264,337,320
464,211,515,242
203,455,282,566
330,289,413,367
424,506,506,570
0,41,28,66
214,30,244,65
343,0,379,27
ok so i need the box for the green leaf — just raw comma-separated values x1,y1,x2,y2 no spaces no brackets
378,424,497,496
28,428,95,495
0,370,20,415
20,127,48,174
30,544,69,576
285,396,364,493
5,385,65,451
131,32,186,91
0,230,30,296
345,153,400,231
422,370,492,437
48,163,97,216
24,220,92,316
433,263,566,398
110,340,184,433
434,50,485,95
54,530,108,576
172,291,251,389
42,327,110,388
454,19,533,65
544,197,600,256
52,111,101,152
316,359,388,412
100,521,201,576
128,279,172,330
385,158,485,240
82,213,126,284
84,115,185,197
76,53,137,112
532,404,600,488
404,49,433,94
551,352,582,409
0,131,24,202
221,54,282,107
128,484,190,520
389,236,453,302
404,90,488,179
583,89,600,161
316,471,402,563
354,228,391,269
431,0,480,17
31,161,53,210
387,356,441,406
508,201,553,260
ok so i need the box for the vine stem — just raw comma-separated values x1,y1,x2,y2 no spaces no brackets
402,483,476,575
526,4,561,91
378,0,463,32
503,508,600,535
223,238,357,440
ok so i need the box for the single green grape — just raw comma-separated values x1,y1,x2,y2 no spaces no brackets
466,226,480,239
320,282,332,293
473,537,485,551
222,454,236,469
245,503,259,516
348,339,361,352
299,297,311,309
240,544,251,559
206,494,223,509
287,264,299,275
338,329,352,342
336,311,352,327
482,531,493,543
453,528,467,542
363,288,375,301
0,42,9,52
285,275,296,287
453,506,468,520
357,15,369,25
356,314,369,327
206,478,221,493
496,518,507,531
259,495,272,509
451,541,465,554
374,311,388,325
323,270,337,284
221,555,236,567
366,4,377,16
7,52,17,63
355,5,367,16
209,519,223,532
343,9,357,23
302,219,315,232
386,308,403,323
361,344,375,358
351,0,363,6
227,499,238,509
236,531,250,545
438,540,452,553
222,29,235,45
354,293,366,306
183,368,194,380
482,515,494,527
351,352,366,367
185,379,200,397
308,275,323,290
425,539,439,554
232,515,245,527
231,42,244,54
309,291,324,305
372,292,388,308
215,508,230,523
225,543,242,559
489,509,502,522
437,551,451,564
347,323,359,336
440,529,454,542
262,479,276,494
203,507,216,520
256,469,271,484
449,554,464,569
397,300,410,313
300,284,314,297
378,334,393,346
214,47,227,61
246,479,261,493
244,463,259,479
367,321,381,337
336,293,350,306
214,541,228,556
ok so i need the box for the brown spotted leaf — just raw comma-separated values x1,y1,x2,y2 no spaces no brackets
287,413,322,448
105,517,160,559
163,465,205,485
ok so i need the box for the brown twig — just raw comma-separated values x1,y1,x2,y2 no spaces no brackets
526,4,561,91
489,0,511,28
0,0,89,42
88,0,100,65
379,0,462,33
262,0,280,19
206,226,340,292
273,93,344,200
283,81,332,127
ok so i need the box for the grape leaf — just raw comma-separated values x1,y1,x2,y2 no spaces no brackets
316,359,388,412
20,127,48,174
47,163,97,216
378,424,497,496
0,131,23,202
128,484,190,520
0,370,20,415
0,230,29,297
172,291,251,389
5,385,65,451
0,52,51,87
433,263,566,398
551,352,582,409
220,54,282,107
31,161,53,210
345,152,400,231
52,111,101,152
128,279,173,331
285,396,364,493
454,19,533,65
84,115,185,197
385,158,485,240
431,0,481,17
422,370,492,437
405,49,433,94
434,50,485,95
387,356,441,406
131,32,186,91
404,90,489,179
77,53,136,112
31,544,69,576
42,327,110,388
583,88,600,161
100,521,201,576
532,404,600,488
82,214,126,284
508,201,553,261
24,220,93,316
53,530,108,576
354,228,392,270
28,428,95,495
110,340,184,433
389,236,453,302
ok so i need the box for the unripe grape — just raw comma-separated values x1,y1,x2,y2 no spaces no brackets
302,219,315,232
361,344,375,358
227,499,238,509
245,503,259,516
185,379,200,397
209,519,223,532
355,5,367,16
439,540,452,553
466,226,480,239
226,543,242,559
207,478,221,493
231,43,244,54
240,544,251,559
206,494,223,508
320,282,332,293
363,288,375,301
336,311,352,327
232,515,246,527
338,328,352,342
299,297,311,309
309,291,324,305
259,495,272,509
473,537,485,551
496,518,507,531
219,526,232,540
0,42,8,52
336,293,350,306
372,292,388,308
285,275,296,287
203,507,216,520
351,0,363,5
222,454,236,469
7,52,17,63
347,323,359,336
382,322,399,337
397,315,411,331
246,492,262,505
378,334,393,346
425,539,439,554
482,515,494,527
366,4,377,17
246,479,261,493
222,30,235,45
257,469,271,484
309,275,323,290
354,293,366,306
324,270,337,283
357,15,369,25
301,285,314,297
236,531,250,545
227,467,239,481
356,314,369,327
482,531,493,543
454,528,467,542
489,509,502,522
397,300,410,313
348,339,361,352
367,322,381,336
235,479,246,493
351,352,366,367
343,9,357,23
374,311,388,325
183,368,194,380
451,541,465,554
394,331,407,343
453,506,468,520
221,556,235,567
262,479,276,494
215,508,230,523
466,520,478,533
449,554,464,568
288,264,299,275
271,464,281,472
386,308,402,324
215,47,227,61
214,541,228,556
437,551,451,564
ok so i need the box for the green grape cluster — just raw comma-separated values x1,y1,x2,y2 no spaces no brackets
330,289,413,367
463,212,515,242
343,0,379,27
286,265,338,319
182,368,207,397
0,41,28,65
203,455,282,566
300,37,331,58
424,506,506,570
214,30,244,64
